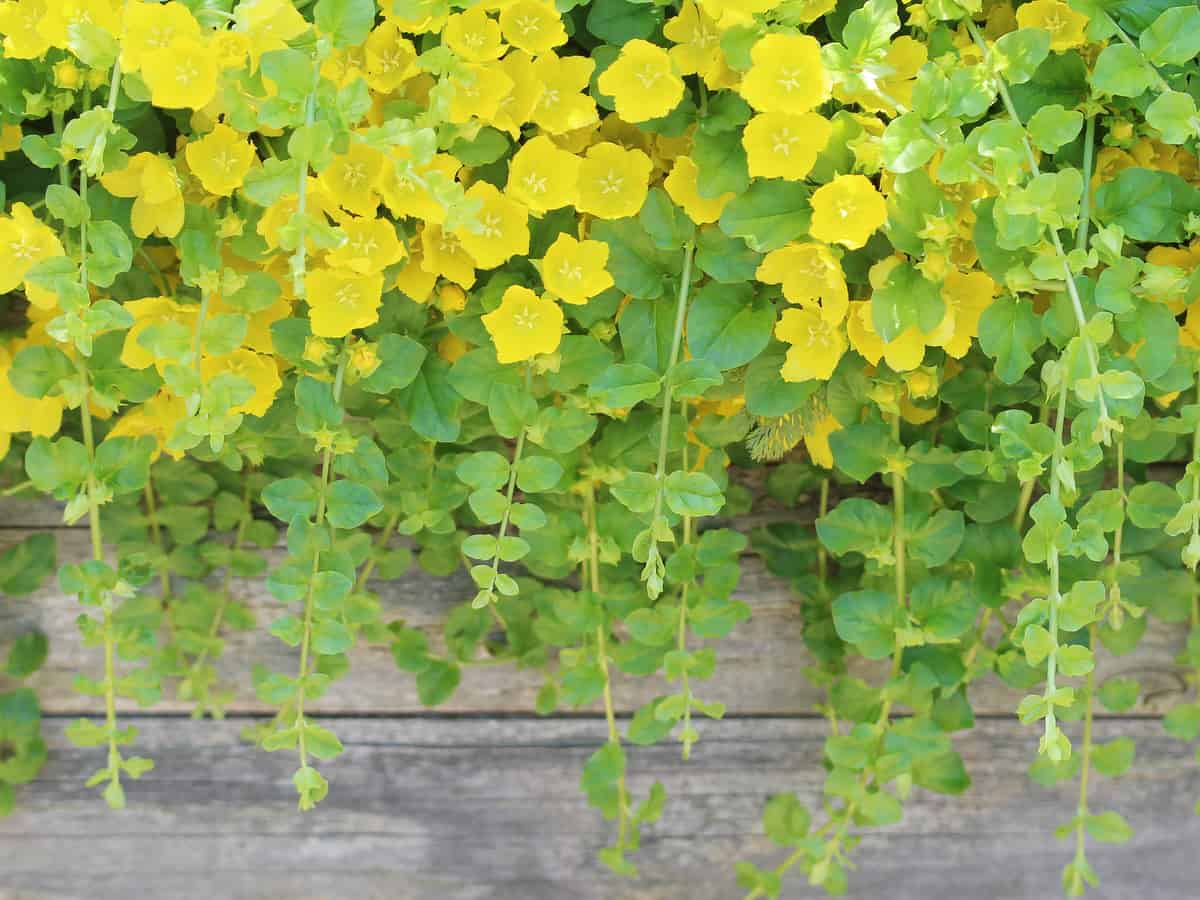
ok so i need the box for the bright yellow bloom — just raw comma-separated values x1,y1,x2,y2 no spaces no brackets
379,152,460,225
446,63,515,125
1016,0,1089,52
120,297,199,371
321,141,386,217
809,175,887,249
306,268,384,338
455,182,530,270
0,0,51,59
436,283,468,313
38,0,120,49
101,153,185,238
739,33,829,114
506,136,580,214
0,344,65,440
120,1,201,72
438,332,470,363
743,112,831,181
664,1,724,86
492,50,545,137
185,123,255,197
937,269,998,358
443,6,505,62
0,203,65,294
421,225,477,288
482,285,563,364
576,142,653,220
541,234,613,305
108,390,187,460
530,55,597,134
141,38,220,110
201,349,282,417
664,155,733,225
234,0,311,64
756,243,848,317
804,412,840,468
776,307,847,382
499,0,566,55
365,22,418,93
392,240,438,303
598,40,684,123
698,0,777,29
326,217,406,275
846,300,927,372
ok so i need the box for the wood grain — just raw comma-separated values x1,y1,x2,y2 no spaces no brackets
0,524,1191,717
1,716,1197,900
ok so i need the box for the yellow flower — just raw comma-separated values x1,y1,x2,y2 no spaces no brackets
447,63,515,125
120,0,201,72
0,345,65,441
393,239,439,302
809,174,887,250
38,0,120,49
530,54,598,134
436,283,468,313
0,0,51,59
743,112,831,181
438,332,470,363
257,177,341,250
326,216,406,275
0,123,20,159
663,155,733,225
506,135,580,214
185,123,255,197
664,1,724,86
443,6,505,62
306,268,384,338
482,285,564,364
53,59,82,89
201,349,282,417
492,50,545,138
100,153,185,238
365,22,418,93
234,0,310,64
698,0,777,29
937,269,998,358
739,33,829,114
499,0,566,55
210,291,291,354
846,300,927,372
541,234,613,305
576,142,653,220
141,37,220,110
598,39,684,123
0,202,65,294
379,152,460,225
1015,0,1088,52
120,296,198,371
320,141,386,217
775,307,847,382
756,243,848,317
455,182,530,271
108,390,187,460
421,224,477,288
804,412,840,469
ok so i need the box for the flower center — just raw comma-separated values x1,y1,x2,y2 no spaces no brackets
513,305,539,329
598,172,624,195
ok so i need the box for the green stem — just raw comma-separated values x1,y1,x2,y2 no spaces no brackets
1014,399,1052,530
293,356,347,771
355,511,401,591
1069,621,1098,892
1043,378,1071,757
677,398,694,761
1076,116,1097,254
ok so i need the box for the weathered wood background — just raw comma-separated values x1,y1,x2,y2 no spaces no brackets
2,501,1199,899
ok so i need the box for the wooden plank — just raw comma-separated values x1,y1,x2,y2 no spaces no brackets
1,526,1192,717
0,716,1196,899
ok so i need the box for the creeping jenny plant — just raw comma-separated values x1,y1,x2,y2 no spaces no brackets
2,0,1200,895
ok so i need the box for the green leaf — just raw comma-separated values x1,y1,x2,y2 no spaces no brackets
871,262,943,342
588,363,662,408
1027,104,1084,153
993,28,1051,84
718,180,812,252
1092,44,1152,97
762,793,810,846
516,456,563,493
312,620,353,655
402,358,461,443
359,335,427,394
6,631,48,678
817,498,892,559
1094,167,1200,243
1146,90,1199,144
1091,737,1135,777
416,659,461,706
829,423,892,482
910,578,978,641
590,217,678,300
977,296,1043,383
908,509,965,568
691,128,750,199
686,282,774,371
243,158,301,206
1126,481,1181,528
833,590,899,659
8,345,75,399
663,471,724,517
457,452,510,491
262,478,317,522
1140,5,1200,65
1084,811,1133,844
86,221,133,288
1097,677,1139,713
639,187,694,250
586,0,661,42
325,481,383,529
